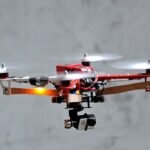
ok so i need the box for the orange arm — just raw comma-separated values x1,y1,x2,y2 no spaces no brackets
97,81,150,95
9,88,59,97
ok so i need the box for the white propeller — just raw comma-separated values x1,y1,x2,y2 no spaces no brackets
112,59,150,70
49,71,96,81
81,52,122,62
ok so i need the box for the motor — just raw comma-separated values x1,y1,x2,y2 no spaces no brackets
29,76,48,87
0,63,9,79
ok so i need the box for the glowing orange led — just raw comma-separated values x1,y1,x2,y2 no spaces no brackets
10,87,59,96
34,87,47,95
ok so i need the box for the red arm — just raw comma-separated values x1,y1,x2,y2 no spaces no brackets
96,73,150,95
97,73,150,81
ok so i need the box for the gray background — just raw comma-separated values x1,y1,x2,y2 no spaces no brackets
0,0,150,150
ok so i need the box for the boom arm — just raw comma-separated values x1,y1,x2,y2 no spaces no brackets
9,88,58,96
0,72,150,96
0,76,59,96
97,81,150,95
97,73,150,81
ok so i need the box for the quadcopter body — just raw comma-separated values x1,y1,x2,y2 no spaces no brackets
0,53,150,131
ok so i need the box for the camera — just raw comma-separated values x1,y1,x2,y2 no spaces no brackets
65,111,96,131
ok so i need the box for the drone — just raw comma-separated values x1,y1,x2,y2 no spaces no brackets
0,53,150,131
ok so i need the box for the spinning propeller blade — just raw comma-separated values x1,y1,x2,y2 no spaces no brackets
81,53,122,62
112,59,150,70
49,72,97,81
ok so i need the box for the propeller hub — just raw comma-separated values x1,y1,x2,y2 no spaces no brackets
82,53,91,66
84,53,88,58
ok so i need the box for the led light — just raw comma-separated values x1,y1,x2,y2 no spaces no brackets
10,88,59,96
34,87,46,95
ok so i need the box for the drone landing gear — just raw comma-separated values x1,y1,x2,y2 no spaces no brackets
52,96,64,103
64,108,96,131
92,95,105,103
90,91,105,103
64,91,105,130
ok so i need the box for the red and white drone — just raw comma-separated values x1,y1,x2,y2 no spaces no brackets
0,53,150,131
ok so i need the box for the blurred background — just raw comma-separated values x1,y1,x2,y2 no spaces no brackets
0,0,150,150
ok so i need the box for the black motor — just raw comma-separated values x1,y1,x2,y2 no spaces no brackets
0,63,9,79
29,76,48,87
